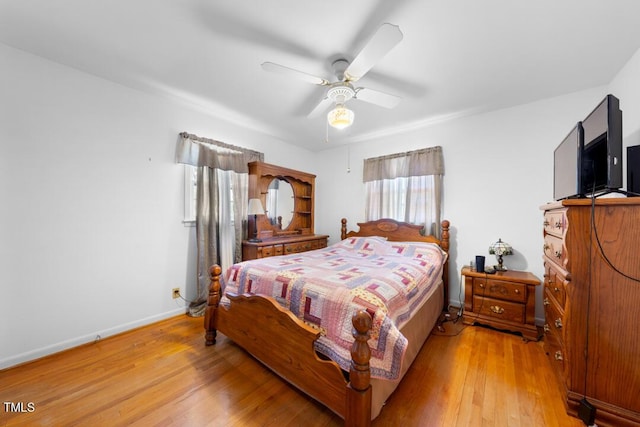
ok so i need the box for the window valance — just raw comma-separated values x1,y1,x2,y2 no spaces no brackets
363,146,444,182
176,132,264,172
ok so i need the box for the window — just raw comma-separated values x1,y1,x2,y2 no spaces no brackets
183,165,236,227
363,146,444,237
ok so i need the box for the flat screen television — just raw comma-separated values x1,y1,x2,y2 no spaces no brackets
580,94,623,195
628,144,640,195
554,122,584,200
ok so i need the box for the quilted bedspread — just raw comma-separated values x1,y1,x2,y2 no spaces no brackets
220,236,447,380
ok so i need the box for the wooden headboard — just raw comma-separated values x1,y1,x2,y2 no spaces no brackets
340,217,451,309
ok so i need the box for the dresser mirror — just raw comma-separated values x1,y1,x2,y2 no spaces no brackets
266,178,294,230
248,161,316,238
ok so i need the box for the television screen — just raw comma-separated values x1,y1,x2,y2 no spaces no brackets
628,145,640,195
554,122,584,200
581,94,622,195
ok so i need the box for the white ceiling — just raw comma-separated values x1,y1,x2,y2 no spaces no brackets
2,0,640,151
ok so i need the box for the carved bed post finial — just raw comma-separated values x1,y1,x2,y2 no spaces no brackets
346,309,372,427
440,220,451,310
440,220,450,253
341,218,348,240
204,265,222,346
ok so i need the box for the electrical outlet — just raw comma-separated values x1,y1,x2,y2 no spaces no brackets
172,288,180,299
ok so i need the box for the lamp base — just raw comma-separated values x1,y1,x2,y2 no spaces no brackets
494,265,508,271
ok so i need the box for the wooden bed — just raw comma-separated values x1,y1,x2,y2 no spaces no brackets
204,218,450,427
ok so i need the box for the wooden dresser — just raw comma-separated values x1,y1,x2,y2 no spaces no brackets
541,198,640,426
243,162,327,261
462,267,541,341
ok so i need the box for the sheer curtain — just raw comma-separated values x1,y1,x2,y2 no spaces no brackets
176,132,263,315
364,146,444,237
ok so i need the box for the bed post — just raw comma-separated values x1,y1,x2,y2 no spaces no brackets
341,218,348,240
440,220,451,310
345,310,372,427
204,264,222,346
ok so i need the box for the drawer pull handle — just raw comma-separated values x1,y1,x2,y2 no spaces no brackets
554,351,563,361
543,243,550,252
543,298,550,306
554,250,562,258
554,287,560,293
543,219,550,227
490,305,504,315
544,324,550,333
479,283,485,289
555,318,563,329
514,289,520,295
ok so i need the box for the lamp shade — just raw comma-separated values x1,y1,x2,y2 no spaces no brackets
488,238,513,271
248,198,265,216
488,238,513,256
327,105,354,129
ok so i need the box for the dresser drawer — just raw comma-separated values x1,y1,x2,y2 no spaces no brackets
544,262,568,308
543,208,568,238
543,310,566,387
309,238,327,250
543,289,567,387
259,245,275,257
284,241,313,254
543,233,568,270
473,295,524,323
543,288,565,339
473,277,526,303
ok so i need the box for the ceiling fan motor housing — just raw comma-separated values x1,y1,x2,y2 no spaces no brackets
327,82,355,105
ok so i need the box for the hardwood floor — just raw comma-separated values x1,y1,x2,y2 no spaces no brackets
0,314,582,427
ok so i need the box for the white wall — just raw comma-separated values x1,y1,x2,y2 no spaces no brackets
315,46,640,322
0,43,314,369
609,47,640,168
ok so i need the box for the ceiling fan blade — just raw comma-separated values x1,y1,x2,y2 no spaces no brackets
261,62,329,86
355,87,401,109
345,23,403,82
307,96,334,118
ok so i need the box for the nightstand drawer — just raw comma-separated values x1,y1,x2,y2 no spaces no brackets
473,278,526,303
473,295,524,323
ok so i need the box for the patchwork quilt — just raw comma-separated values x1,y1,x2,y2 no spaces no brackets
220,236,447,380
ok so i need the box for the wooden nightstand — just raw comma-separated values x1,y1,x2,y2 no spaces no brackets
461,266,541,341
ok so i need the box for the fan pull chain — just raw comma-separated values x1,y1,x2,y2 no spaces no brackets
325,119,329,144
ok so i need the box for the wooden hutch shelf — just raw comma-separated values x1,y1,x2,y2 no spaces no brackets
244,162,328,260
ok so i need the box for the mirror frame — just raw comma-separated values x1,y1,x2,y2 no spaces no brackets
265,178,294,231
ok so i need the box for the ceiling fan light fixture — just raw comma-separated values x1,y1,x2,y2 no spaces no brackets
327,105,354,129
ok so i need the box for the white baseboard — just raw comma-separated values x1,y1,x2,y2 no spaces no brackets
0,307,188,370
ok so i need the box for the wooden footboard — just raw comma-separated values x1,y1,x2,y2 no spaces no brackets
205,265,372,427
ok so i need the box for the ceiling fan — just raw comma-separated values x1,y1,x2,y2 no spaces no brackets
261,23,403,129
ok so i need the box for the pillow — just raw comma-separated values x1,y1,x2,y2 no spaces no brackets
385,241,448,263
334,236,389,255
